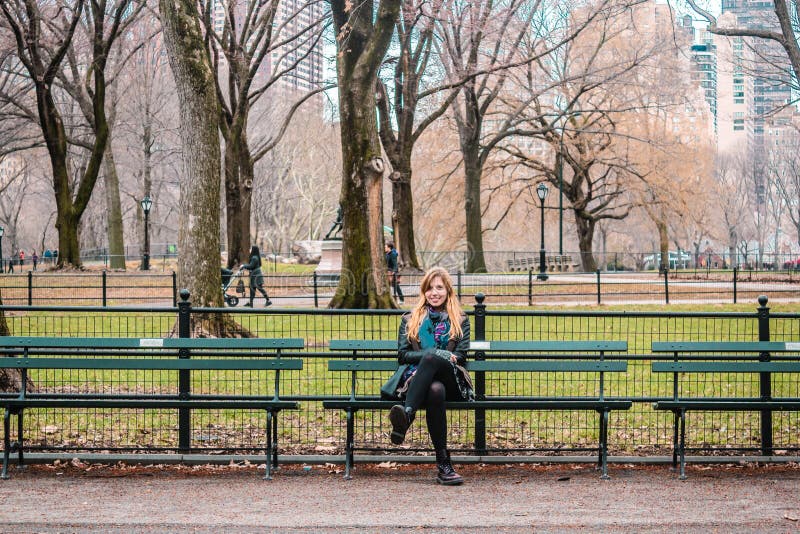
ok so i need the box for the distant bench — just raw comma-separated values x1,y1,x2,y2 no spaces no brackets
507,255,578,272
0,336,304,480
323,339,630,479
651,341,800,479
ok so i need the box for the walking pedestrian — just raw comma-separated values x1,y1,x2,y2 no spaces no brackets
385,241,404,303
18,250,24,267
32,250,38,271
241,245,272,307
387,267,473,485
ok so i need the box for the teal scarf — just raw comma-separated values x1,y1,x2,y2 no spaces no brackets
418,308,450,350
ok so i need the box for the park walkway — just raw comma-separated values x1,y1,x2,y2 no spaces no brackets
1,460,798,532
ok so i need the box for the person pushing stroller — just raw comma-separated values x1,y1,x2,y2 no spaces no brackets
241,246,272,307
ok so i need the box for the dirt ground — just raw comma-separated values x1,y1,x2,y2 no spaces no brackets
1,460,799,533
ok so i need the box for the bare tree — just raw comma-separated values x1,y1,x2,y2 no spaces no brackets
328,0,400,308
200,0,329,268
0,0,142,267
376,0,457,271
714,151,753,267
158,0,226,324
770,136,800,251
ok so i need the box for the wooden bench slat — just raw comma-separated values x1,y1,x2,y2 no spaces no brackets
469,360,626,372
651,341,798,353
329,340,396,351
328,360,398,371
4,399,300,409
324,400,632,410
327,360,627,373
655,401,800,411
0,357,304,371
652,362,800,373
470,340,627,352
0,337,305,350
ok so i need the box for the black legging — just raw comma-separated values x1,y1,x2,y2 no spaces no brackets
404,352,461,449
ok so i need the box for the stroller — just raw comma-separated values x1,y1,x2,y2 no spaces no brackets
221,266,246,307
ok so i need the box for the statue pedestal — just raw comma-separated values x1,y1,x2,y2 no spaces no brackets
315,239,342,285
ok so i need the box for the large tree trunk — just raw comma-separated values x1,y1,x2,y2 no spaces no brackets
657,219,669,273
328,0,400,309
389,167,421,271
575,214,597,272
0,292,33,392
464,145,487,273
159,0,223,313
102,141,126,270
224,136,245,268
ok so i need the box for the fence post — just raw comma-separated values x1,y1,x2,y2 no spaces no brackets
473,293,487,455
663,268,669,304
177,289,192,452
457,270,463,301
757,295,772,455
733,267,738,304
596,269,601,305
313,271,319,308
102,271,107,307
172,271,178,307
27,271,33,305
527,269,533,306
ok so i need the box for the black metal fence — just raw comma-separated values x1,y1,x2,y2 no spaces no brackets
1,269,799,307
1,294,799,459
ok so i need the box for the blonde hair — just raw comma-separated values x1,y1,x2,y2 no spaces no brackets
406,267,463,342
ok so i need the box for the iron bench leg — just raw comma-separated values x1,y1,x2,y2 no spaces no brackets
599,409,610,480
344,409,354,480
679,408,687,480
2,408,10,480
271,410,279,470
264,410,274,480
17,407,23,469
671,409,679,471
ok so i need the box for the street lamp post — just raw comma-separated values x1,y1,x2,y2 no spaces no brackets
558,127,564,256
0,226,4,273
140,195,153,271
536,183,549,281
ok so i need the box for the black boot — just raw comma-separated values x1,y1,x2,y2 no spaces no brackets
389,405,414,445
435,448,463,486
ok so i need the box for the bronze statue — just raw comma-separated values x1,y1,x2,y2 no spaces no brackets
324,205,343,240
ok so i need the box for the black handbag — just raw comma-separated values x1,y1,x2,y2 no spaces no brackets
380,364,408,400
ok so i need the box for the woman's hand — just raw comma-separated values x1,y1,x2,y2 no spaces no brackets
450,353,457,364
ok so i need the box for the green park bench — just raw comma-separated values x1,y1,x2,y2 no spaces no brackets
651,341,800,479
323,339,630,479
0,336,304,480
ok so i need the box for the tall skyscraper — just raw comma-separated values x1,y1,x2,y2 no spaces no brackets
720,0,793,202
209,0,324,97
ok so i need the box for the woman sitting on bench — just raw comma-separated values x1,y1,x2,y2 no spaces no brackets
388,267,472,486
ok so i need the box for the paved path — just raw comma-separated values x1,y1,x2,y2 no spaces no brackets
1,462,799,532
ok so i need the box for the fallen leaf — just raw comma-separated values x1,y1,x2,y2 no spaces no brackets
377,461,398,469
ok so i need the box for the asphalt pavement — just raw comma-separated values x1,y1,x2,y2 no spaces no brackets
1,460,799,533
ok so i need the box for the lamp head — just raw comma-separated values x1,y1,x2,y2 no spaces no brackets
140,195,153,214
536,182,549,202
